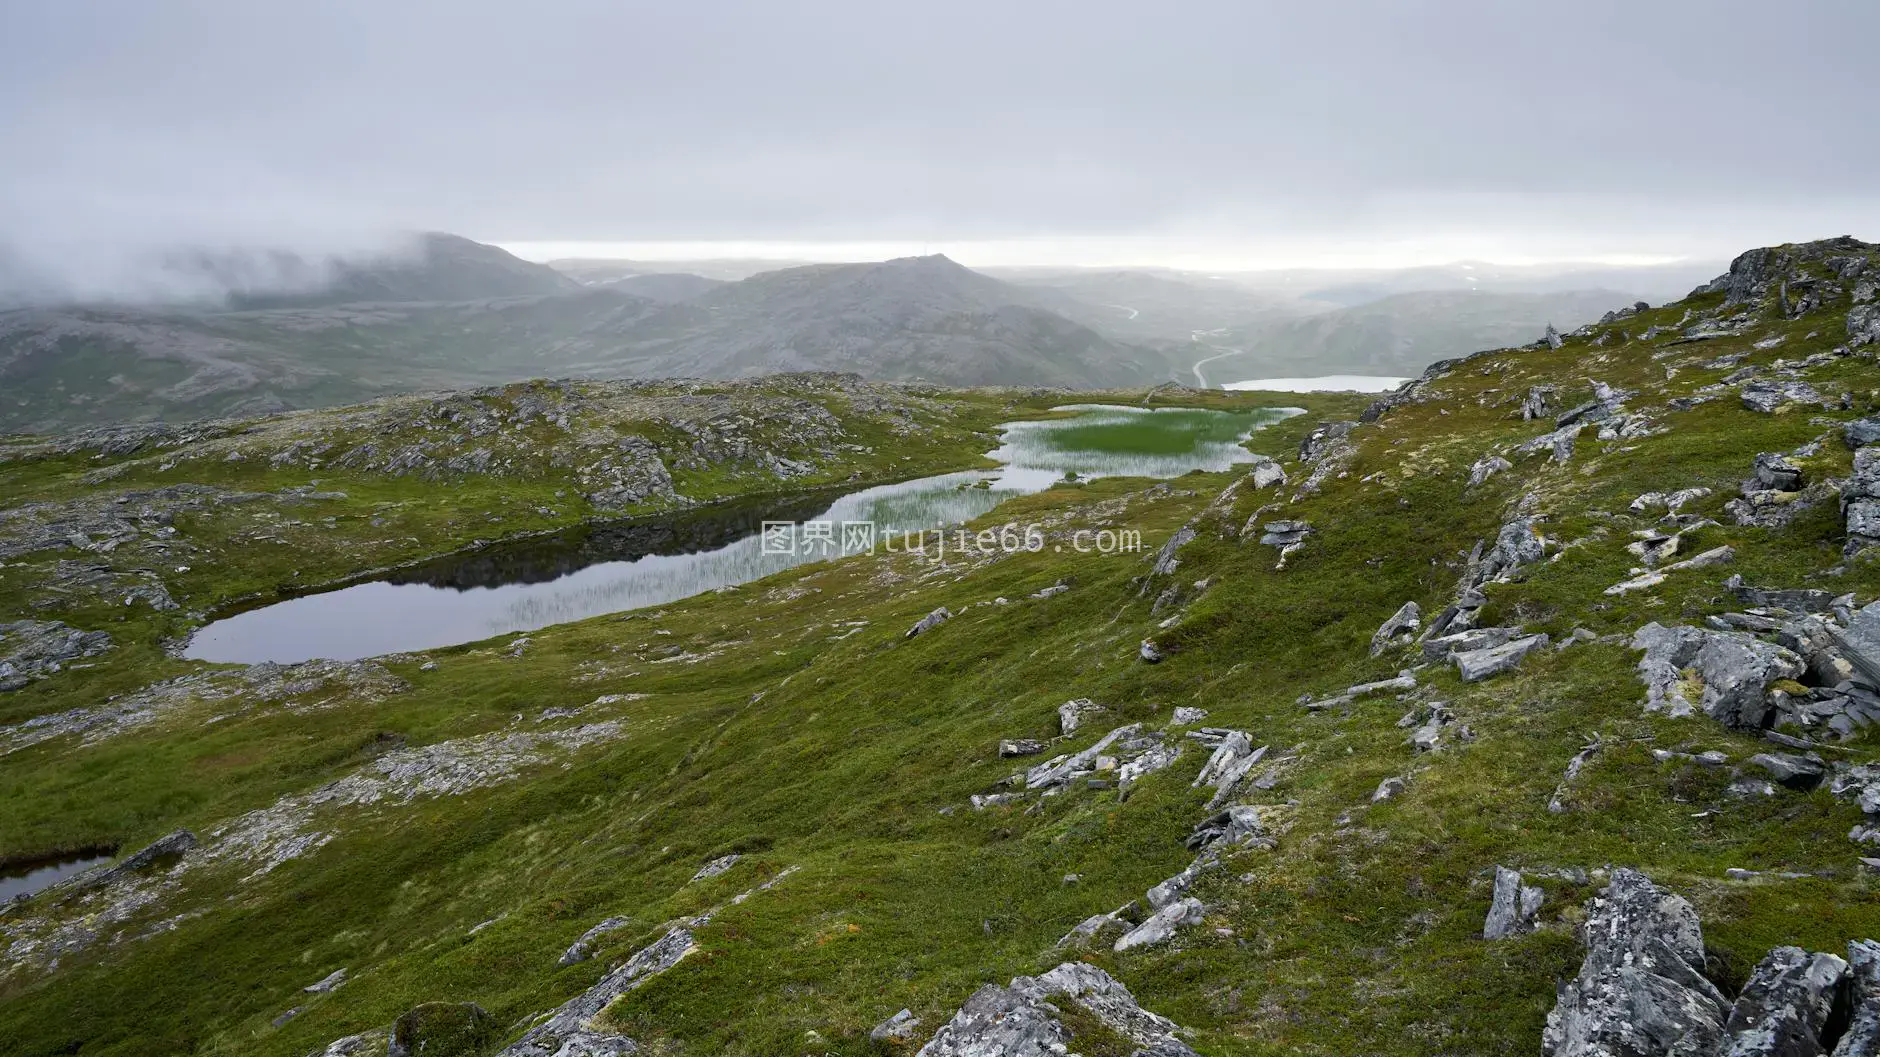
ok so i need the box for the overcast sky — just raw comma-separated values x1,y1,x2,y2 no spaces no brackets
4,0,1879,282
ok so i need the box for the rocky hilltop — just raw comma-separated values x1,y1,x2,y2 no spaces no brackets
2,239,1880,1056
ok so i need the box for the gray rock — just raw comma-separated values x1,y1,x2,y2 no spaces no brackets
1520,423,1583,463
1846,415,1880,449
557,916,630,967
916,962,1198,1057
1541,868,1729,1057
1742,379,1826,414
1258,519,1312,548
1370,601,1423,656
1845,449,1880,557
304,968,348,994
500,926,696,1056
1521,385,1559,421
1484,866,1543,939
1719,946,1847,1057
905,607,952,639
0,620,114,690
1170,706,1208,726
1147,526,1195,578
1454,633,1550,682
1750,453,1805,492
690,853,740,882
1247,456,1287,490
1839,602,1880,688
1423,626,1519,662
1026,724,1141,790
1604,545,1736,596
1748,752,1828,791
1632,622,1805,728
1113,897,1205,952
1372,776,1406,802
870,1008,922,1043
1834,939,1880,1057
999,739,1046,758
1139,639,1165,663
1469,455,1513,487
1184,805,1265,854
1058,698,1105,736
1727,575,1838,615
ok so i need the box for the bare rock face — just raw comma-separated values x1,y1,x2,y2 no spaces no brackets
916,962,1198,1056
1541,869,1729,1057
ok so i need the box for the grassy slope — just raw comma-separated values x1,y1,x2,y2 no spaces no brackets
2,267,1879,1056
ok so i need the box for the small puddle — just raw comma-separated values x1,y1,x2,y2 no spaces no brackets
183,404,1300,664
1,853,113,902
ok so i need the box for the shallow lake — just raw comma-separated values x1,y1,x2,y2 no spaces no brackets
0,853,112,902
183,404,1299,664
1223,375,1409,393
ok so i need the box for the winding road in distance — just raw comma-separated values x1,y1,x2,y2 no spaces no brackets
1189,328,1249,389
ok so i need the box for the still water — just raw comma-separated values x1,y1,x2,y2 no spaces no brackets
183,404,1298,664
0,854,113,902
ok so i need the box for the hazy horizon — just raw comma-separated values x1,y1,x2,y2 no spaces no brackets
5,0,1879,302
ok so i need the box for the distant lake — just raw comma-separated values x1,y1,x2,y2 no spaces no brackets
184,404,1301,664
1223,375,1409,393
1,853,112,902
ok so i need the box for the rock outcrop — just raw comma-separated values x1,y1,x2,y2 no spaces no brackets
916,962,1198,1056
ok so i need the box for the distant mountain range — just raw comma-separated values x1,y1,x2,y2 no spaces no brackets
0,233,1654,432
1200,288,1642,379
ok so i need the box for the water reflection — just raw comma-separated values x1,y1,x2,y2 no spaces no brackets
0,854,113,902
184,404,1297,664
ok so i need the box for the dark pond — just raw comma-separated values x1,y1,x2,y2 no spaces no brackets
1,853,113,902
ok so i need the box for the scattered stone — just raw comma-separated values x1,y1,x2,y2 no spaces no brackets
1058,698,1105,736
1246,456,1287,490
557,916,631,967
304,968,349,994
1521,385,1559,421
1171,706,1208,726
1604,545,1735,596
690,853,740,882
1191,730,1268,808
1114,897,1206,952
1468,455,1513,487
905,607,952,639
1305,671,1418,709
916,962,1198,1056
305,1031,388,1057
0,620,113,691
1030,581,1070,600
1372,776,1406,802
1370,601,1422,656
1258,519,1312,549
1139,639,1165,663
870,1008,922,1043
999,738,1046,758
1026,724,1142,791
1423,626,1518,662
1742,378,1826,414
1454,634,1550,682
1549,741,1603,814
1483,866,1544,939
1748,752,1827,791
1846,415,1880,449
